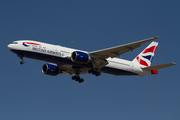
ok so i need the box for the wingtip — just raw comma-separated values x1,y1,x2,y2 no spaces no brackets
154,36,160,39
171,62,177,65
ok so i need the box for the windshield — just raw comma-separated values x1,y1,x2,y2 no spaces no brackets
11,42,18,44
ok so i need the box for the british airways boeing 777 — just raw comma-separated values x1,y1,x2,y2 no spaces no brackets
7,37,176,83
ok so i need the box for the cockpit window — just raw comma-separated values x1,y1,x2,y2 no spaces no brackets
12,42,18,44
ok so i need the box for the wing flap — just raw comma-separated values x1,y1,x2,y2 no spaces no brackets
57,64,75,75
142,62,177,70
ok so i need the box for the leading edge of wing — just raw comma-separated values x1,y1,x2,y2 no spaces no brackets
89,36,160,59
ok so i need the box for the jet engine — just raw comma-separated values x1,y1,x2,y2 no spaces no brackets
42,63,59,76
71,51,91,64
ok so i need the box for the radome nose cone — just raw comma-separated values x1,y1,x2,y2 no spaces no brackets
7,44,12,50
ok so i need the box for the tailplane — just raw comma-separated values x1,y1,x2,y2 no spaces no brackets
132,41,158,68
142,62,177,70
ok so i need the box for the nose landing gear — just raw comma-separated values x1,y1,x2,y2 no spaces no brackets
18,54,25,65
20,61,25,65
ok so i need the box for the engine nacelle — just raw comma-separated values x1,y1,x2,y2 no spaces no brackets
42,63,59,76
71,51,91,64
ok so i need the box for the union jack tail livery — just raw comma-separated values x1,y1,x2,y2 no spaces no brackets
133,42,158,67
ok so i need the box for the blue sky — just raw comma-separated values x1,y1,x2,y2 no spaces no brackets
0,0,179,120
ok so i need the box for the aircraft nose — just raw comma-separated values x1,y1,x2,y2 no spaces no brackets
7,44,12,50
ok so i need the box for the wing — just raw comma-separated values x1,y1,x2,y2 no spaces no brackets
57,64,89,75
89,37,160,59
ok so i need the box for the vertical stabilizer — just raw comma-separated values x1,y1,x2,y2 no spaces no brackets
132,42,158,68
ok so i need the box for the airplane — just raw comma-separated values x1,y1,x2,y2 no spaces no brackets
7,37,176,83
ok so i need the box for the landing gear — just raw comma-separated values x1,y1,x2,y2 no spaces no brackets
72,75,84,83
18,54,24,65
88,68,101,76
20,61,25,65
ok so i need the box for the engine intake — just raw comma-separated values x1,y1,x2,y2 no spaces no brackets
42,63,59,76
71,51,91,64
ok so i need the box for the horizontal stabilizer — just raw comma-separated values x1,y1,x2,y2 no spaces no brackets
142,62,177,70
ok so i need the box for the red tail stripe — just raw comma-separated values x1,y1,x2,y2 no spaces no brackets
143,46,157,54
139,59,149,66
136,56,149,67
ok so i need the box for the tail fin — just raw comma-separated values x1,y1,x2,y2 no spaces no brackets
132,41,158,67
